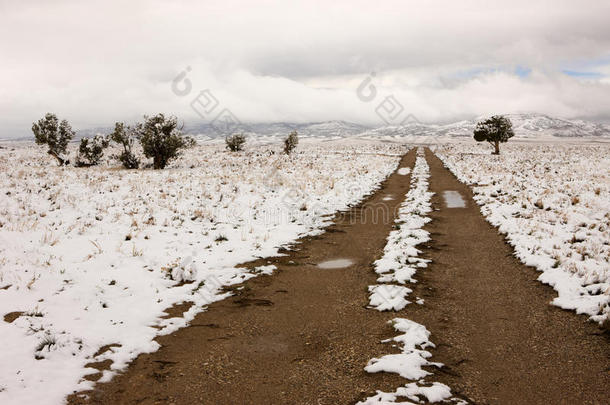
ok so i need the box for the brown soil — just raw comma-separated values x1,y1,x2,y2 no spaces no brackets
67,148,610,405
400,149,609,404
68,149,418,405
3,311,24,323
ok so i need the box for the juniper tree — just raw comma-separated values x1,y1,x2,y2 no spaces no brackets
135,114,195,169
75,135,110,167
110,122,140,169
473,115,515,155
32,113,74,165
225,133,246,152
283,130,298,154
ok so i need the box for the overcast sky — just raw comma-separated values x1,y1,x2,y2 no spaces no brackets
1,0,610,137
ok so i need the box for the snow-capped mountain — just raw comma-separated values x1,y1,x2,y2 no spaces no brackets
7,114,607,143
359,114,610,139
185,120,371,139
506,114,610,137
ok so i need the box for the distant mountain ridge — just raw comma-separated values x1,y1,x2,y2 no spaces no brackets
184,120,371,139
3,114,609,142
187,114,610,140
357,113,610,139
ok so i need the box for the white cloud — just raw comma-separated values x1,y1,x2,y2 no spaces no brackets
1,0,610,137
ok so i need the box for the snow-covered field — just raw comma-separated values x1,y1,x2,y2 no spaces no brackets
436,142,610,325
0,141,402,405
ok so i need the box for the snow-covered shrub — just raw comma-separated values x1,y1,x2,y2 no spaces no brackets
110,122,140,169
473,115,515,154
225,133,246,152
283,130,298,154
75,135,109,167
31,113,74,166
136,114,195,169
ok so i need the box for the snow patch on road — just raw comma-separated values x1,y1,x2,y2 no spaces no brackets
365,319,440,380
368,285,412,311
358,382,453,405
368,150,433,307
362,148,462,404
442,190,466,208
358,319,460,405
317,258,354,269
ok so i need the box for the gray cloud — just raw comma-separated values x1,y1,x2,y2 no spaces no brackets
1,0,610,137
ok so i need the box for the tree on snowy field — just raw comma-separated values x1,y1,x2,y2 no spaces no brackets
110,122,140,169
473,115,514,155
135,114,195,169
75,135,110,167
32,113,74,165
283,130,298,154
225,133,246,152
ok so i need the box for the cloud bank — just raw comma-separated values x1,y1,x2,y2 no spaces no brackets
1,0,610,137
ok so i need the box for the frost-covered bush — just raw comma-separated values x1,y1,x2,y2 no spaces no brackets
225,133,246,152
110,122,140,169
136,114,195,169
31,113,74,165
75,135,109,167
284,130,298,154
473,115,514,155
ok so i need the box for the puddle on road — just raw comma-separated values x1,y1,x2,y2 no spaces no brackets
397,167,411,175
382,195,394,201
443,190,466,208
317,259,354,269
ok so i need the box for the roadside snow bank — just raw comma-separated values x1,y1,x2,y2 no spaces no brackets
436,143,610,324
0,142,402,405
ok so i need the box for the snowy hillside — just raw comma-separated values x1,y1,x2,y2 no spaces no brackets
187,114,610,141
185,120,371,140
359,114,610,140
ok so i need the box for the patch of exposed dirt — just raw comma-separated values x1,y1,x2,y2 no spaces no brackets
3,311,24,323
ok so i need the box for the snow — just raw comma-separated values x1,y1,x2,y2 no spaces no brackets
442,191,466,208
369,151,433,298
361,148,461,404
365,318,440,380
358,319,455,404
0,141,403,404
368,285,412,311
317,258,354,269
358,382,454,405
436,142,610,324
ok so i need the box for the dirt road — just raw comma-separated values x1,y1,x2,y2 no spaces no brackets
69,148,609,405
